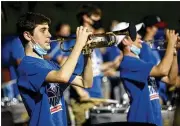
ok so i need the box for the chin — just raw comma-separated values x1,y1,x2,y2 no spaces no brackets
138,44,142,49
45,46,51,51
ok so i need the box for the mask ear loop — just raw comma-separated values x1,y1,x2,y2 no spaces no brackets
24,32,35,48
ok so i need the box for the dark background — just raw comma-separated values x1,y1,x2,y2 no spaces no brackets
1,1,180,40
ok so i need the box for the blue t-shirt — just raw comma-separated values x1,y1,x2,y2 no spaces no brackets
102,46,120,62
17,56,76,126
140,42,168,102
119,56,162,126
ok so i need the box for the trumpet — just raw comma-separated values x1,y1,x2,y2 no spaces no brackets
51,30,129,55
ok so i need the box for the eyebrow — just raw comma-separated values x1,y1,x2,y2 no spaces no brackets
40,27,49,31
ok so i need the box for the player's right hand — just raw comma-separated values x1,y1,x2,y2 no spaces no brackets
76,26,92,48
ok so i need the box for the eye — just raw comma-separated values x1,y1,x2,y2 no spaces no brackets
40,29,46,33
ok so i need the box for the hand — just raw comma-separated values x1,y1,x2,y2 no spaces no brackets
166,29,179,46
76,26,92,48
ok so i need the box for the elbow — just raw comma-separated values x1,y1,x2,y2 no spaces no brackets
57,74,70,84
159,68,169,76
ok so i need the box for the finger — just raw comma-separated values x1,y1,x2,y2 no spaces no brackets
165,29,169,35
169,30,173,34
83,27,88,32
79,26,84,31
76,27,79,36
175,33,179,37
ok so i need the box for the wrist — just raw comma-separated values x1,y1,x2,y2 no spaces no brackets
74,42,84,50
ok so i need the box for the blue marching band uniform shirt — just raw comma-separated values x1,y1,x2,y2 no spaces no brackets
140,42,168,103
17,56,76,126
119,56,162,126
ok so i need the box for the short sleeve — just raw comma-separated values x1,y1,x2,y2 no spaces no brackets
120,57,154,83
139,42,152,63
11,37,25,60
25,62,52,92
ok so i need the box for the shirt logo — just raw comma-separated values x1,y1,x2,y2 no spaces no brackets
47,83,63,114
148,77,159,100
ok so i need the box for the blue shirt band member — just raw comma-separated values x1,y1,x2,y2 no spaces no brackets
17,56,76,126
119,56,162,126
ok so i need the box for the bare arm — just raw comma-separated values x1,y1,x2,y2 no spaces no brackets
161,53,178,85
71,76,90,100
150,30,178,77
101,53,123,71
81,55,93,88
45,26,92,83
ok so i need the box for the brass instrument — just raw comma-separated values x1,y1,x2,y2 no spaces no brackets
51,30,129,55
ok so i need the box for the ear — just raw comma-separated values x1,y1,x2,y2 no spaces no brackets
23,31,31,42
146,27,152,33
122,38,132,46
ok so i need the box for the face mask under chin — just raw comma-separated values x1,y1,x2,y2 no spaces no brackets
30,38,48,56
130,44,141,56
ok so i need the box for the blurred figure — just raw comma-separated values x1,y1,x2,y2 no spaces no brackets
2,36,25,100
45,22,71,66
55,22,71,37
68,4,104,126
109,20,119,31
68,5,123,125
139,15,169,105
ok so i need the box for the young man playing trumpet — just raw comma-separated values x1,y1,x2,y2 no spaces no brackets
16,12,93,126
113,22,178,126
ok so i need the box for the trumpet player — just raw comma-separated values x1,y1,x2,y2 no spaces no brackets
138,15,169,105
113,22,178,126
16,12,93,126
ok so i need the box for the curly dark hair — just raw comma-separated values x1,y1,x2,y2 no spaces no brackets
16,12,51,46
76,4,101,25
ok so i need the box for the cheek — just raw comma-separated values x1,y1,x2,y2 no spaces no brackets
153,28,158,34
34,33,45,44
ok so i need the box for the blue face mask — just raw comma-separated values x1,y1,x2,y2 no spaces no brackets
33,43,47,56
130,44,141,56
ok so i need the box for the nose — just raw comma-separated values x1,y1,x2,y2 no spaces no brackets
47,31,52,38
